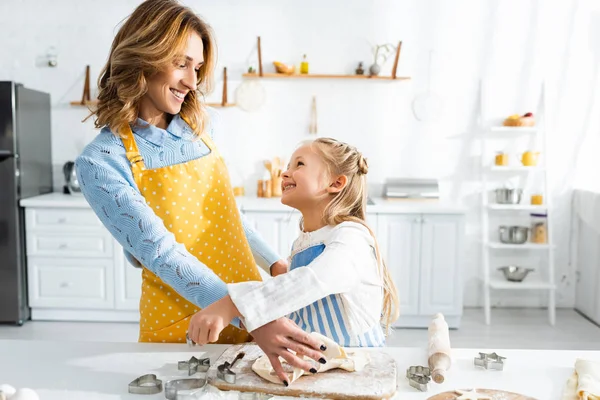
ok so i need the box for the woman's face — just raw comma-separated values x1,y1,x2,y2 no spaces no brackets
139,32,204,119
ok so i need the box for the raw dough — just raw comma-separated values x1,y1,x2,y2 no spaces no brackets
455,389,492,400
561,359,600,400
251,332,370,385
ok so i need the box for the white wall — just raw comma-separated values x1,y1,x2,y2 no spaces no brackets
1,0,597,309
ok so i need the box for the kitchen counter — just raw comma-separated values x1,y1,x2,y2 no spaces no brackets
0,339,595,399
20,192,466,214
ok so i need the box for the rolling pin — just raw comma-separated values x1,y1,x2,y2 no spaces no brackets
427,313,451,384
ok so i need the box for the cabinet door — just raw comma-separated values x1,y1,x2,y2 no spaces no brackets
114,248,142,311
242,211,302,260
377,214,421,319
419,215,464,315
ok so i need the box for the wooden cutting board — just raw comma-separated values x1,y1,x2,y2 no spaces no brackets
427,389,538,400
207,343,397,400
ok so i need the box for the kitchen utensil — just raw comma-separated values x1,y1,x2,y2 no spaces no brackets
474,352,506,370
178,355,211,375
495,188,523,204
495,152,509,166
521,151,541,166
217,351,245,384
427,389,538,400
498,266,534,282
208,343,397,400
498,226,529,244
164,378,206,400
406,366,431,392
62,161,81,194
428,313,451,384
128,374,163,395
412,50,443,122
309,96,318,135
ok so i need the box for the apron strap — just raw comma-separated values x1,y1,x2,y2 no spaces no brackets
120,125,147,171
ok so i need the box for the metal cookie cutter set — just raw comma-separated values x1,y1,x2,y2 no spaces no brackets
406,365,431,392
474,352,506,370
178,355,210,376
217,351,245,384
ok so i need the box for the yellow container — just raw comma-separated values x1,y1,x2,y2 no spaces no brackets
531,194,544,205
300,54,309,74
521,151,540,166
495,152,508,166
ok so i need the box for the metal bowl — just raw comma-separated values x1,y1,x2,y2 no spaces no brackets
495,188,523,204
498,225,529,244
498,266,534,282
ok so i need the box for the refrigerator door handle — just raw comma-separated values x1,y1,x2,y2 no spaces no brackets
0,150,15,162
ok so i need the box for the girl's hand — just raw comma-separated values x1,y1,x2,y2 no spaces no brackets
187,295,240,344
270,259,289,277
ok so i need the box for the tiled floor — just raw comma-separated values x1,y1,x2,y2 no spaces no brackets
1,308,599,350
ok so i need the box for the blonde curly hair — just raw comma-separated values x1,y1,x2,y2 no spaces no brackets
87,0,215,136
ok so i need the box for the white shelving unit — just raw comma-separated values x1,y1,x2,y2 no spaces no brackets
479,80,556,326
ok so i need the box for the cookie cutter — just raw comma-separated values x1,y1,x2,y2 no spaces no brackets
217,351,245,384
406,365,431,392
164,378,207,400
128,373,163,395
178,355,211,375
474,352,506,370
186,332,196,347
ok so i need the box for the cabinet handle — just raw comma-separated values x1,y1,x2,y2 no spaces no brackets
59,282,72,288
59,243,68,249
58,217,67,224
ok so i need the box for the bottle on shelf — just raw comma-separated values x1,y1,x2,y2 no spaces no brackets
300,54,309,74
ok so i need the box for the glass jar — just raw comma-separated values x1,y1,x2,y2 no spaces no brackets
530,213,548,244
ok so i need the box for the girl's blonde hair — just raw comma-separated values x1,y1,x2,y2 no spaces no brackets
87,0,215,136
309,137,400,334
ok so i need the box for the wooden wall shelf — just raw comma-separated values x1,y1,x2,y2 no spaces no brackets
242,72,410,80
70,100,98,107
206,103,236,108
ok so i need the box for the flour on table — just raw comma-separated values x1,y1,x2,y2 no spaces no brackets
251,332,370,385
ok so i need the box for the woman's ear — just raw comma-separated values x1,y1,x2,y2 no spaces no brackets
327,175,348,194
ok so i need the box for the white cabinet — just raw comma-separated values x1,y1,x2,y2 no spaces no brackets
21,194,464,327
377,213,464,328
24,207,140,322
241,210,302,258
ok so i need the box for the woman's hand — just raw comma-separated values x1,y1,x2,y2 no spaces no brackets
270,259,289,277
251,318,327,386
187,295,239,344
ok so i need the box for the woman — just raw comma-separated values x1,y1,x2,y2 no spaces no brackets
76,0,324,368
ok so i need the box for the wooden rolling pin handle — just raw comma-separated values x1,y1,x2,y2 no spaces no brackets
429,352,451,384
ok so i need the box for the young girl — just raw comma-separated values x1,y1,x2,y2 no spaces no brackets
188,137,399,349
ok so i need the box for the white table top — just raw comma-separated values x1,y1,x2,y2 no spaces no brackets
0,339,596,399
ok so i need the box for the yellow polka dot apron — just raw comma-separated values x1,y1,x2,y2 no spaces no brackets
121,122,262,344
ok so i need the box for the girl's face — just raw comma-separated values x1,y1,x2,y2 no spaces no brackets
139,32,204,119
281,144,331,210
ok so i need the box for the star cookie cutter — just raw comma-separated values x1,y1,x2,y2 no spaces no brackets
128,373,163,395
406,365,431,392
474,352,506,370
178,355,211,375
164,378,207,400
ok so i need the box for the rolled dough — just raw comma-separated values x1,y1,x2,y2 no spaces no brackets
252,332,370,385
561,359,600,400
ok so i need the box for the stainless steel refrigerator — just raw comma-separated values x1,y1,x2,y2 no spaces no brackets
0,81,53,325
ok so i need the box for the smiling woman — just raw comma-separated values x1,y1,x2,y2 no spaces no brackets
74,0,325,368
